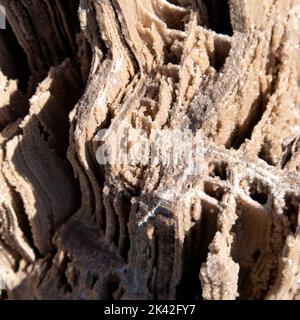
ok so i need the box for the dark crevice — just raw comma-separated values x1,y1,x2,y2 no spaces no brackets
231,94,267,150
117,194,131,261
242,178,270,206
158,227,176,299
204,181,226,201
37,121,50,143
208,38,232,72
57,0,81,55
164,43,183,65
280,138,296,169
91,274,99,289
258,140,275,166
150,230,159,300
231,200,288,299
249,180,269,206
250,189,268,205
57,254,73,294
252,249,261,262
5,178,40,258
231,201,269,299
208,161,228,180
0,22,30,92
18,2,49,79
203,0,233,36
112,206,120,247
280,146,293,169
0,288,8,300
102,274,121,300
176,201,218,300
283,193,300,234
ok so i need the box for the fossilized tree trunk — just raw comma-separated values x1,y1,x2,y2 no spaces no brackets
0,0,300,300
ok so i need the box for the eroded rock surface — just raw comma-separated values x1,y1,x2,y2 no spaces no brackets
0,0,300,300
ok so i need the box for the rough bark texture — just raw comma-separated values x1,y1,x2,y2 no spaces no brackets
0,0,300,300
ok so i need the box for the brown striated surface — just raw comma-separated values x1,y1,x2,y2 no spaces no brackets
0,0,300,300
